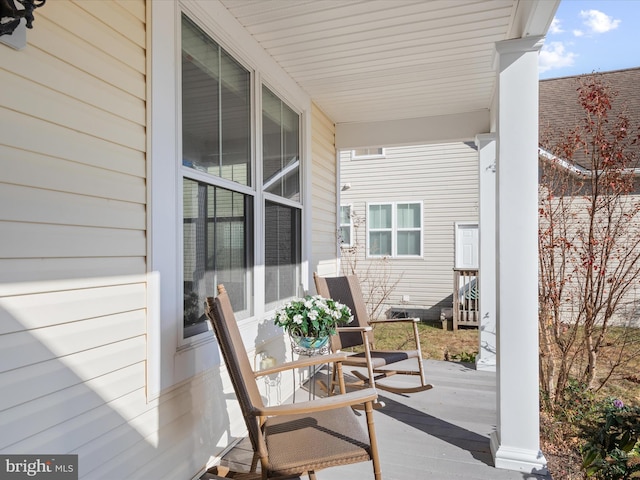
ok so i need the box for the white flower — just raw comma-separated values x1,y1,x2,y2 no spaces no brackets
293,314,303,324
304,299,313,309
308,309,318,320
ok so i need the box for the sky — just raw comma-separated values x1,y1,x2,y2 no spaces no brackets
539,0,640,79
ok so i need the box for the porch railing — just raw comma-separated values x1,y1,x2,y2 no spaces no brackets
453,268,479,330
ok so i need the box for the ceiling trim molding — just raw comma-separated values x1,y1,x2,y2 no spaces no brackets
335,110,490,150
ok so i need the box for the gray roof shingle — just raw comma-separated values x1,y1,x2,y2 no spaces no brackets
539,67,640,169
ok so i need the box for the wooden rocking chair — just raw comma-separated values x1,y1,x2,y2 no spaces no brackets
314,273,433,395
205,285,383,480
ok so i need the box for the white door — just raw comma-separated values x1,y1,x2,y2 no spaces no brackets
455,223,479,269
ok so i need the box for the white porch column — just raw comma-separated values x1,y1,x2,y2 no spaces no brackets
490,36,547,474
475,134,496,372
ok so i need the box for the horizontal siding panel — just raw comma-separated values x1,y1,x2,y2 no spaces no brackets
310,163,336,184
115,0,145,23
0,45,145,126
0,310,145,372
3,387,148,457
0,257,146,284
0,147,145,204
0,222,146,258
29,18,145,100
74,0,146,49
77,369,233,479
0,336,146,413
0,70,145,151
0,283,146,335
0,184,145,230
1,109,145,178
312,188,335,201
84,394,196,479
41,0,145,74
0,363,145,451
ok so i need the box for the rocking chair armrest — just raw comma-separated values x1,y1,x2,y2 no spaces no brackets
336,325,373,333
369,317,420,324
254,352,347,378
252,388,378,417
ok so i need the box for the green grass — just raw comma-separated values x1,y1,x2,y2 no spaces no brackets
370,322,479,361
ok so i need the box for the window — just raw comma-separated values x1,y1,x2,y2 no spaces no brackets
181,16,250,185
262,85,302,304
149,4,309,393
180,15,304,340
262,86,300,202
181,15,255,339
367,202,422,257
339,205,353,246
183,179,253,337
265,202,301,304
351,147,385,159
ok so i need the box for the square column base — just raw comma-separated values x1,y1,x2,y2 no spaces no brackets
490,432,548,476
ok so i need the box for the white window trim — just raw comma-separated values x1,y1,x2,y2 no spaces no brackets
339,204,353,247
366,201,423,259
147,0,312,400
351,147,386,160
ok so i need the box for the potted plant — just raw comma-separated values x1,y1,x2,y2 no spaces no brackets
274,295,353,354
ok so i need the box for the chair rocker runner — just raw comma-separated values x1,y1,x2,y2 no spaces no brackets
205,285,383,480
314,273,433,395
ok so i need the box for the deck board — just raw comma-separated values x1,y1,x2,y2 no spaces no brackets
205,359,552,480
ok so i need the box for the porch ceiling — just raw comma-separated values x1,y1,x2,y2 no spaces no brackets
219,0,556,131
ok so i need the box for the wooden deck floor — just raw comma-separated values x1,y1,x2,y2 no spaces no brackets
203,359,553,480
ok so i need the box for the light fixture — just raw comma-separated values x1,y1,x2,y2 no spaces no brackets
0,0,46,37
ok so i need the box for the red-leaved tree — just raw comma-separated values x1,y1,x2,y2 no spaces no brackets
538,74,640,409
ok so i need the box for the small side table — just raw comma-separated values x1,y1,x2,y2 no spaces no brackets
290,338,330,401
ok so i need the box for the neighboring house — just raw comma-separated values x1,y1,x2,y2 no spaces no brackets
0,1,558,479
538,67,640,326
339,67,640,326
339,143,479,323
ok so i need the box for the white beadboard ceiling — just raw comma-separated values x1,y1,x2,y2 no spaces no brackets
219,0,553,126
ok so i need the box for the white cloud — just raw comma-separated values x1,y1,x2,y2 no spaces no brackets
539,41,577,73
549,17,563,34
579,9,621,34
573,29,584,37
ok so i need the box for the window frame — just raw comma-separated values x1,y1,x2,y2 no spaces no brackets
351,147,386,160
178,13,257,344
339,204,353,247
366,201,423,258
148,1,313,398
262,81,304,310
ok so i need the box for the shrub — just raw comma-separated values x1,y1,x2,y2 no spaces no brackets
582,398,640,479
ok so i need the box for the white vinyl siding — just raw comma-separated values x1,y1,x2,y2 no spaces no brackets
340,142,478,320
311,103,340,279
0,1,152,477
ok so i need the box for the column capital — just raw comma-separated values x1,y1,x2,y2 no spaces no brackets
495,35,545,55
475,133,497,148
